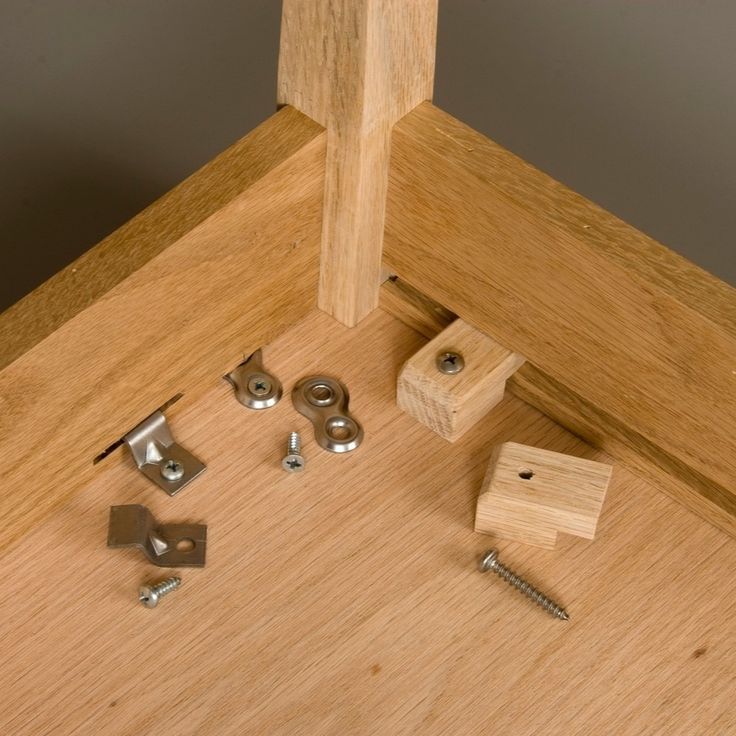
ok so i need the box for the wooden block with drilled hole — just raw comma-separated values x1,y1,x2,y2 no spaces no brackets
397,319,525,441
475,441,613,548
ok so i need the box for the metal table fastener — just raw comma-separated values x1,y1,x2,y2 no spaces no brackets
292,375,363,453
225,348,282,409
107,504,207,567
123,410,206,495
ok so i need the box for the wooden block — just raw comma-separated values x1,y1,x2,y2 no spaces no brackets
397,319,524,441
475,442,613,549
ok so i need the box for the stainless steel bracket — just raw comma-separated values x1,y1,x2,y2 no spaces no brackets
107,504,207,567
123,410,206,495
225,349,282,410
292,376,363,453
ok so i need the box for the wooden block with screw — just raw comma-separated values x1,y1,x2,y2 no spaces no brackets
397,319,525,442
475,442,613,549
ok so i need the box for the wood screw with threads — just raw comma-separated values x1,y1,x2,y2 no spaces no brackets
139,576,182,609
281,431,305,472
479,549,570,621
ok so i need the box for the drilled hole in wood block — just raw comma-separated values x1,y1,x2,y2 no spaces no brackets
475,442,613,549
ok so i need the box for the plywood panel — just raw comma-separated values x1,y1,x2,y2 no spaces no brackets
1,309,733,735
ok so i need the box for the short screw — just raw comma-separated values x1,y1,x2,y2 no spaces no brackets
437,351,465,375
479,550,570,621
282,431,305,473
160,459,185,482
139,576,182,608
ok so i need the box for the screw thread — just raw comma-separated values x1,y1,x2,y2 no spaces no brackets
484,553,569,621
288,432,301,455
151,576,181,599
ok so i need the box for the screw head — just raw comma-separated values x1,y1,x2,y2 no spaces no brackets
139,585,160,608
437,351,465,375
282,454,305,473
160,459,185,482
247,375,273,397
478,549,499,572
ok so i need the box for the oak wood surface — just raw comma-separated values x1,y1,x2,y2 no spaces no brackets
380,279,736,539
383,101,736,538
475,441,612,549
0,109,325,552
380,275,455,338
397,318,524,441
1,309,733,735
0,106,323,371
278,0,438,325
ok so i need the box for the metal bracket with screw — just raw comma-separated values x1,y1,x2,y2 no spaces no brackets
282,431,305,472
479,549,569,621
225,349,282,410
139,576,182,608
107,504,207,567
292,376,363,453
123,410,206,495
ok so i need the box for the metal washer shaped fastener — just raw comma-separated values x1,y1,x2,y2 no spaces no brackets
225,348,283,409
292,376,363,453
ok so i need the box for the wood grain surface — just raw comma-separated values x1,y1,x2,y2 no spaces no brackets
0,109,325,552
383,101,736,538
475,441,612,549
2,309,734,735
0,106,323,371
380,276,455,338
279,0,438,325
380,278,736,540
397,318,524,441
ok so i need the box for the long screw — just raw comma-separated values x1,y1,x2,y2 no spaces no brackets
479,550,570,621
139,576,182,608
282,431,305,472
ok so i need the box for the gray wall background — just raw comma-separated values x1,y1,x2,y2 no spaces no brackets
1,1,734,313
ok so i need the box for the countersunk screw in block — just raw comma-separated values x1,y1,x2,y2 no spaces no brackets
139,576,182,608
437,351,465,375
479,549,570,621
282,432,305,473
